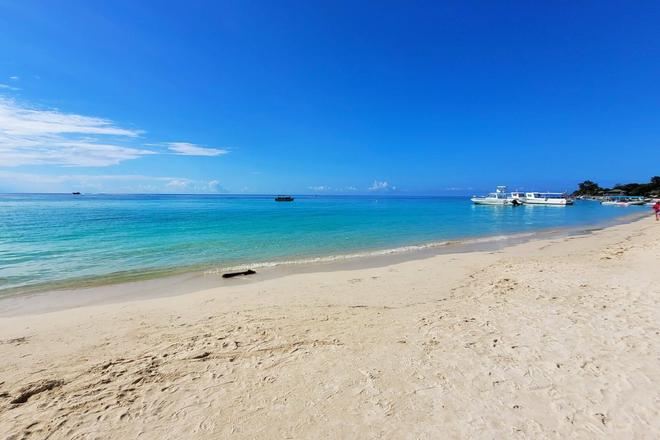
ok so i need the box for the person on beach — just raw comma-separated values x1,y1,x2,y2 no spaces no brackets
653,201,660,221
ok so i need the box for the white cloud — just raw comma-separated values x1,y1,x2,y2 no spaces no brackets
368,180,391,191
0,98,232,168
308,185,362,193
0,98,140,137
443,186,473,191
164,178,224,193
0,84,19,91
9,76,19,81
0,97,152,166
167,142,229,157
0,171,225,193
166,179,189,189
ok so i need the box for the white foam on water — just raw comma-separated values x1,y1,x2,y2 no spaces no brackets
202,231,539,275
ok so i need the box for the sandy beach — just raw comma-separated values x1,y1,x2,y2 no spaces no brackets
1,217,659,439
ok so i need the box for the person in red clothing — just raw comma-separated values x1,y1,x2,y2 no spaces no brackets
653,201,660,221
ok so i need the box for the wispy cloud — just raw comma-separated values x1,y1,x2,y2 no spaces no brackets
165,178,190,189
443,186,473,191
0,171,225,193
368,180,395,191
9,76,19,81
0,84,20,91
0,97,153,166
0,98,140,137
307,185,362,193
167,142,229,157
0,98,233,168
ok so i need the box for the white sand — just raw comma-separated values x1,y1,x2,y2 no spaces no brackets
1,217,659,439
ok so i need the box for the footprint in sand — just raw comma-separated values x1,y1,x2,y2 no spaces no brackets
1,336,29,346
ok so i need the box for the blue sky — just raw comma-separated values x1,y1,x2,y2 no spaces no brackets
0,0,659,194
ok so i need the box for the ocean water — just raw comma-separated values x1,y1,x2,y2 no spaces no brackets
0,194,646,295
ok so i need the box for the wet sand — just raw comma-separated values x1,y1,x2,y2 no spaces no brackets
0,216,659,438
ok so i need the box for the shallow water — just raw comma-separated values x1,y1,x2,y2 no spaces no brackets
0,194,645,295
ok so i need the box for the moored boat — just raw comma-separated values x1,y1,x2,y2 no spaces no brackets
471,186,512,205
508,191,526,204
524,192,573,205
275,195,294,202
601,195,645,206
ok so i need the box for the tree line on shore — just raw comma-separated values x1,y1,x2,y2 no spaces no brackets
573,176,660,197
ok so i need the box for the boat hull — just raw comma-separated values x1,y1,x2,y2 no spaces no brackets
524,199,573,206
471,197,510,205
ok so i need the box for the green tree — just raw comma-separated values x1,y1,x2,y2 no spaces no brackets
575,180,602,196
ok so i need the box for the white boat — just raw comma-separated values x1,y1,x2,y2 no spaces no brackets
508,191,527,203
524,192,574,206
471,186,514,205
601,196,645,206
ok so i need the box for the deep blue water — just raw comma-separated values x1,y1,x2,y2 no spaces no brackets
0,194,644,295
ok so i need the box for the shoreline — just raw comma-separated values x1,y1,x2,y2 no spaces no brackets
0,210,647,317
1,212,658,438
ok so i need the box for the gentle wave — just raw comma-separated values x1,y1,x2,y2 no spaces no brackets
203,231,540,275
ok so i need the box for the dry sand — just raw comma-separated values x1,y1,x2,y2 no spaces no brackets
1,217,659,439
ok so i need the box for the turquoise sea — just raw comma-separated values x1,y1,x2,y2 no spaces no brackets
0,194,646,296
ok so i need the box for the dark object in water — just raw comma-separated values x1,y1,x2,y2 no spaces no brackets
275,195,294,202
222,269,256,279
72,192,81,195
511,199,522,206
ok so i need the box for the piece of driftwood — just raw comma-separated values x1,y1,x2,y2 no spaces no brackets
222,269,256,279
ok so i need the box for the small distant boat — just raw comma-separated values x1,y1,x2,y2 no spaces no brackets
601,195,645,206
72,192,81,195
275,195,294,202
601,200,632,206
524,192,573,206
471,186,512,205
